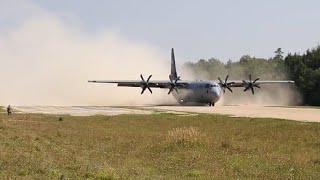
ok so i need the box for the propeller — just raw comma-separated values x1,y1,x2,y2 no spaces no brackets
140,74,153,94
218,75,234,93
168,76,181,94
242,74,261,94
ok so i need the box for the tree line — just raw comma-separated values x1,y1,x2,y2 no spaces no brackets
183,46,320,106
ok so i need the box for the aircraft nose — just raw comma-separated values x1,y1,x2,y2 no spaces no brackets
210,88,221,101
210,89,219,97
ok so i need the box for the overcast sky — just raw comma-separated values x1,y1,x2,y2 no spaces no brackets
2,0,320,62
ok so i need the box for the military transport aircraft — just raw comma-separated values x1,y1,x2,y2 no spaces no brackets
88,48,294,106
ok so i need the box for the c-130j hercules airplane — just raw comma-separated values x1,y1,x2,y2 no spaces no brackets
89,48,294,106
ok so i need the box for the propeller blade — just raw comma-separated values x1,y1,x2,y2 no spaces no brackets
242,80,248,85
243,74,260,94
175,77,180,84
168,87,178,94
168,76,180,95
140,74,145,82
140,74,152,94
253,78,260,83
219,75,233,93
225,75,229,83
147,75,152,82
141,86,146,94
168,87,173,94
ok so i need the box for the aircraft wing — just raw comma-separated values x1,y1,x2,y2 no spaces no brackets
227,80,295,87
217,77,295,94
215,74,295,94
88,80,189,88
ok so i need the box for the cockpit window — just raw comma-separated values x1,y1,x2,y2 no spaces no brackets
205,84,210,88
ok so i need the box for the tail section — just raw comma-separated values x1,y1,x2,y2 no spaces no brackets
169,48,178,80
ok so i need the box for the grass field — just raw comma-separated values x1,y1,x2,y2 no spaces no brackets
0,109,320,179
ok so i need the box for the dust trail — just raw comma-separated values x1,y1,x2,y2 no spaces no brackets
0,4,176,106
0,2,301,106
181,63,302,106
220,84,302,106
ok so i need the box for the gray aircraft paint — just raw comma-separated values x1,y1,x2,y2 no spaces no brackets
169,48,178,81
171,81,222,105
169,49,221,105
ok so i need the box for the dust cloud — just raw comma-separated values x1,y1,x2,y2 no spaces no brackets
181,64,302,107
219,84,302,106
0,2,301,107
0,11,176,106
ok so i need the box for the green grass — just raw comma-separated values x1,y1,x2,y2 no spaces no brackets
0,109,320,179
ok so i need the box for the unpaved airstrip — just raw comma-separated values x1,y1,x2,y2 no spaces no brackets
149,105,320,122
12,106,151,116
10,105,320,123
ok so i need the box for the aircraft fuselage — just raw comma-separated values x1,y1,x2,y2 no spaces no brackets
172,80,222,105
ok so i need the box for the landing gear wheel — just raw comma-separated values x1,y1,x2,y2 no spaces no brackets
208,103,215,107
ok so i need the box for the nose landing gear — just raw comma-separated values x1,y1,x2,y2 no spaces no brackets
208,103,215,107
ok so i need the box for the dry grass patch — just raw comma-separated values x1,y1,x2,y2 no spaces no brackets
166,127,206,146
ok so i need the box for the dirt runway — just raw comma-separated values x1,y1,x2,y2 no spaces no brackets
12,106,151,116
150,105,320,122
8,105,320,122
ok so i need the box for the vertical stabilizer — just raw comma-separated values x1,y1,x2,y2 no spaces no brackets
169,48,178,80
